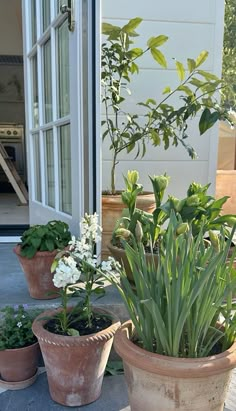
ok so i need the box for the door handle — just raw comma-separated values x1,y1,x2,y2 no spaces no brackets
60,0,75,32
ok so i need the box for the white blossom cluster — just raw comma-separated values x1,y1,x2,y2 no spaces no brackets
53,213,121,290
53,256,81,289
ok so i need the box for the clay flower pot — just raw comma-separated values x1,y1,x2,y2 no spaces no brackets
108,243,158,284
0,342,40,390
13,245,59,299
114,320,236,411
102,193,155,260
32,307,120,407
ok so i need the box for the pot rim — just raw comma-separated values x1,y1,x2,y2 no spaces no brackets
114,320,236,378
13,245,59,258
0,341,39,354
32,307,120,346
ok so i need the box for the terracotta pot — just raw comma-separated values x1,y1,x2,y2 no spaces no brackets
102,193,155,260
114,320,236,411
32,308,120,407
0,342,40,388
13,245,59,299
108,243,158,284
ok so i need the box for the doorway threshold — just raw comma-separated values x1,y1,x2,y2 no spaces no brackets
0,224,29,242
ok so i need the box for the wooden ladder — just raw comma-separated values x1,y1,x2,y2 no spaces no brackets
0,142,28,205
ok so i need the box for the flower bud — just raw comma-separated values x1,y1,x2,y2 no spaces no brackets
114,228,131,240
176,223,189,235
127,170,139,186
186,194,200,207
150,174,170,192
209,230,220,252
135,221,143,243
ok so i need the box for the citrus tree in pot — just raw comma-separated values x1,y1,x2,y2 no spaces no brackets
0,304,40,390
101,17,233,257
32,213,120,407
13,221,71,299
100,213,236,411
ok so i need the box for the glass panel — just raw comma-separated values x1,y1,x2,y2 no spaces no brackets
43,40,52,123
31,0,37,46
32,54,39,127
32,133,41,202
59,124,71,214
58,21,70,118
42,0,51,32
45,130,55,207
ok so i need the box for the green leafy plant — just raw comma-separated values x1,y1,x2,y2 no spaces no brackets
103,213,236,358
102,17,233,194
112,171,236,250
0,305,38,350
19,220,71,259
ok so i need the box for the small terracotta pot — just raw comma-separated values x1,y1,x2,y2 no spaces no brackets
114,320,236,411
0,342,40,385
32,307,120,407
108,243,158,284
102,193,155,260
13,245,59,299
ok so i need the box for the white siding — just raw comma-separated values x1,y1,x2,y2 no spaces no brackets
101,0,225,197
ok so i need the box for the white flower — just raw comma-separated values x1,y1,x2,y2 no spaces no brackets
53,256,81,288
21,315,25,319
17,322,22,328
101,257,121,272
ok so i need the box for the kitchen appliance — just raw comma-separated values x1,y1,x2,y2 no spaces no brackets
0,124,26,185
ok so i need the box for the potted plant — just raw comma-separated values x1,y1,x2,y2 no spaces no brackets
110,173,236,283
101,17,233,257
13,220,71,299
101,213,236,411
0,304,40,390
32,213,120,407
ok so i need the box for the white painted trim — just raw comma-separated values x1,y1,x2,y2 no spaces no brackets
0,237,21,243
95,0,102,220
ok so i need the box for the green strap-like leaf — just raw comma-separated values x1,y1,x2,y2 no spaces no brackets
151,48,167,68
195,50,209,68
175,61,185,81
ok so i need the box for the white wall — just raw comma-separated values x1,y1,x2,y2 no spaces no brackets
101,0,225,199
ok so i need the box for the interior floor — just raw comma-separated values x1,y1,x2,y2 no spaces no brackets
0,192,29,225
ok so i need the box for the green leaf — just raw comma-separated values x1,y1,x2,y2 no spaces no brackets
195,50,209,68
67,328,80,336
129,48,143,58
151,48,167,68
51,259,58,273
175,61,185,81
102,23,121,35
162,86,171,94
197,70,220,81
199,108,220,135
45,239,55,252
187,58,196,73
177,85,193,96
146,98,156,105
147,35,168,48
127,142,135,153
150,129,161,146
130,62,139,74
122,17,142,33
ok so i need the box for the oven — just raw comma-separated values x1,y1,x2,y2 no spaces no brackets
0,124,27,184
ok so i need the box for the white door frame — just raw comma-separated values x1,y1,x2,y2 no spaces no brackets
22,0,101,235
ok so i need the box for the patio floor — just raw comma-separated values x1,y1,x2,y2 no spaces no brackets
0,242,235,410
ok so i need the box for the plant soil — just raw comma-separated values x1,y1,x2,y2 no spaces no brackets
44,314,112,337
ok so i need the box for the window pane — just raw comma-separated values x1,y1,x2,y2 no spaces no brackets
31,0,37,46
32,55,39,127
59,124,71,214
42,0,51,32
45,130,55,207
58,21,70,118
43,40,52,123
32,134,41,202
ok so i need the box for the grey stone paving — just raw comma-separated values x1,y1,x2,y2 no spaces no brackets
0,242,236,410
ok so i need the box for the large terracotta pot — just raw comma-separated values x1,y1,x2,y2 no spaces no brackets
114,320,236,411
108,243,158,284
0,342,40,389
32,307,120,407
102,193,155,260
13,245,59,299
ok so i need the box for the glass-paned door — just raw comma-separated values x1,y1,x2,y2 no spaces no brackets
22,0,101,234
